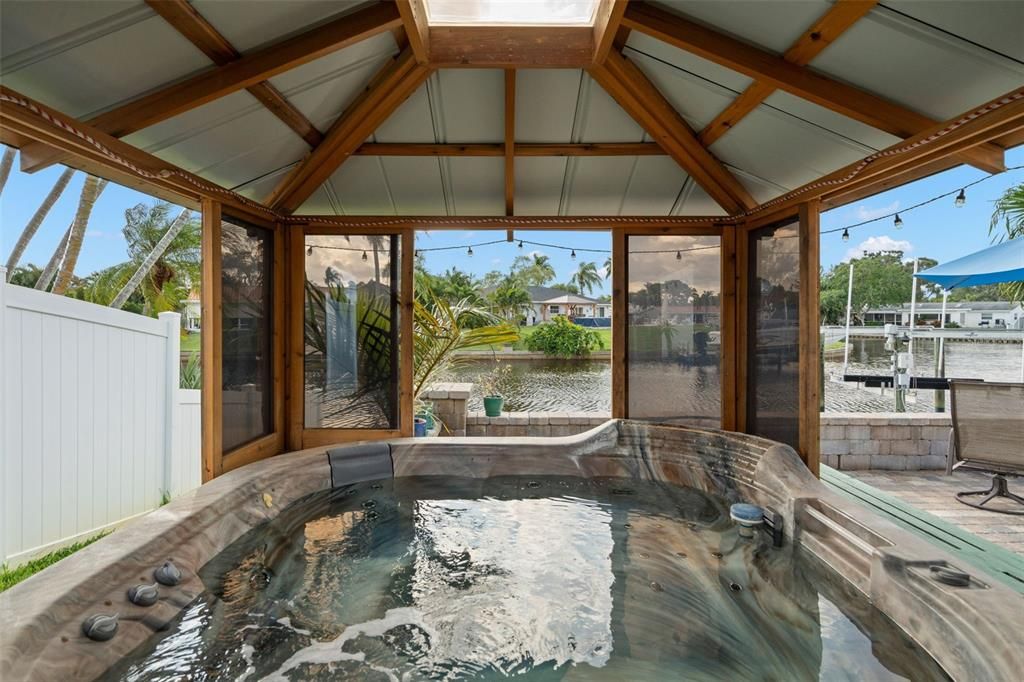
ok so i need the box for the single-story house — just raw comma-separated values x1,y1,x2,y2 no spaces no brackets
863,301,1024,328
524,286,611,326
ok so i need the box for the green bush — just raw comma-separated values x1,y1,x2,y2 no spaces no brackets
525,316,603,357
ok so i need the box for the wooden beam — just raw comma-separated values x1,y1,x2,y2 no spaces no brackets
504,69,515,215
429,26,593,67
285,224,305,452
145,0,324,147
624,1,1005,173
269,49,433,214
720,225,738,432
589,50,757,214
593,0,628,64
92,3,400,139
396,0,430,64
296,215,733,230
200,198,223,482
749,86,1024,220
399,228,415,437
353,142,666,156
798,200,821,476
700,1,876,147
611,228,627,418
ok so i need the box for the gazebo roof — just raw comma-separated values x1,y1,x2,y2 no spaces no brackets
2,0,1021,220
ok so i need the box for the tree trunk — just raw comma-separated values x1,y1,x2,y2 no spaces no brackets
52,176,107,295
110,207,191,309
4,167,75,280
36,223,72,290
0,147,15,197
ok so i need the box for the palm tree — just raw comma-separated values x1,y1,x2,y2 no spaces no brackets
489,274,532,321
0,146,14,197
529,253,555,284
52,175,107,295
990,182,1024,300
571,261,601,296
603,255,612,279
35,223,71,291
110,207,193,309
5,167,75,280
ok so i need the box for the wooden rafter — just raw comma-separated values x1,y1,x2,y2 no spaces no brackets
430,26,593,67
145,0,324,148
504,69,515,215
623,1,1005,174
699,0,877,147
589,49,757,214
268,49,433,214
593,0,629,64
353,142,665,156
396,0,430,64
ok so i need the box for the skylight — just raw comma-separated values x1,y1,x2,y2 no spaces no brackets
425,0,599,26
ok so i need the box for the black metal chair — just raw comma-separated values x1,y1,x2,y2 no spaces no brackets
947,380,1024,515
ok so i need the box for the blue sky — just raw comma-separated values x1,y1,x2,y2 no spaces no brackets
2,145,1022,297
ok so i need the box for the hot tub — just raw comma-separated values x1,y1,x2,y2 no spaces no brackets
1,421,1020,680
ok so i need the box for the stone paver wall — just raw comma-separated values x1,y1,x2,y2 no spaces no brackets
821,413,951,471
467,412,609,437
425,383,471,437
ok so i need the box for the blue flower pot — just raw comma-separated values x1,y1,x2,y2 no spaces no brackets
414,417,428,437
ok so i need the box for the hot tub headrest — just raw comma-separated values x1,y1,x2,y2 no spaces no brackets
327,442,394,488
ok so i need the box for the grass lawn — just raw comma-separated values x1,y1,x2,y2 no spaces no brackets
0,531,108,593
181,332,200,352
466,325,611,352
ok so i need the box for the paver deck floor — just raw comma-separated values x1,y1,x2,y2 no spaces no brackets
841,469,1024,555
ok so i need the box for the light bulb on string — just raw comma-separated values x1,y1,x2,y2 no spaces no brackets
842,228,849,242
676,250,682,260
306,245,313,256
518,240,523,249
570,249,576,259
893,213,903,229
955,189,966,208
361,250,368,261
467,246,474,257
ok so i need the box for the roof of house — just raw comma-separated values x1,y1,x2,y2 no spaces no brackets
3,1,1020,217
526,286,601,304
866,301,1023,312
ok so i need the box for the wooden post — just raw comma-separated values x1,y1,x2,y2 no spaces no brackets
798,200,821,476
611,228,627,418
200,199,222,482
400,228,415,436
720,227,738,431
285,225,305,451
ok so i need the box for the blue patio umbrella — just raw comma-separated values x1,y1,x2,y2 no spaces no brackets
915,238,1024,289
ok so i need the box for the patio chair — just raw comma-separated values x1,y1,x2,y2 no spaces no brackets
947,380,1024,515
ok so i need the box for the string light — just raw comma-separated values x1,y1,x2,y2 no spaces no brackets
893,213,903,229
955,189,966,207
570,249,576,259
676,250,682,260
306,245,313,256
361,250,368,261
467,246,473,256
518,240,523,249
842,228,849,242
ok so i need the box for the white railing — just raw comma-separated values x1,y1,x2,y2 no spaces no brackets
0,268,202,567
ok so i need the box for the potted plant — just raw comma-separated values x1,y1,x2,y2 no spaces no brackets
414,416,428,437
414,398,435,431
479,362,512,417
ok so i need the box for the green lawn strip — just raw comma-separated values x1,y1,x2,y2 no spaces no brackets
181,332,201,352
821,466,1024,593
463,326,612,352
0,531,110,593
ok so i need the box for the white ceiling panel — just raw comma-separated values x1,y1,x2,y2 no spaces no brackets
674,181,728,217
649,1,830,54
373,79,437,143
761,91,899,153
811,9,1024,121
566,157,637,215
576,75,644,143
268,32,398,130
711,103,869,192
885,0,1024,63
626,47,740,131
515,69,583,142
733,167,792,206
434,70,505,142
515,158,567,215
1,12,209,119
313,157,394,215
0,0,143,60
234,165,293,204
624,31,754,97
619,156,689,215
447,158,504,215
378,157,447,214
191,0,365,53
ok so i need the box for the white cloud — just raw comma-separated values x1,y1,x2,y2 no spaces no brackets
491,257,502,265
845,235,913,262
853,200,900,222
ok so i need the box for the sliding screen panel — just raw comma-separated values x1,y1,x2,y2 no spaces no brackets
627,235,721,427
746,218,801,448
220,218,273,452
303,234,399,429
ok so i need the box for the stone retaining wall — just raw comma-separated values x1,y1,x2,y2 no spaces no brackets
467,412,608,437
424,383,471,436
821,413,951,471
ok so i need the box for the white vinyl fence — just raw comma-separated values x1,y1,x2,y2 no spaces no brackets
0,269,202,566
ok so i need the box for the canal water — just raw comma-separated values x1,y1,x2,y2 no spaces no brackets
439,340,1022,414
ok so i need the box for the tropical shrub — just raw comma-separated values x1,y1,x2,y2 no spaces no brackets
525,316,603,357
